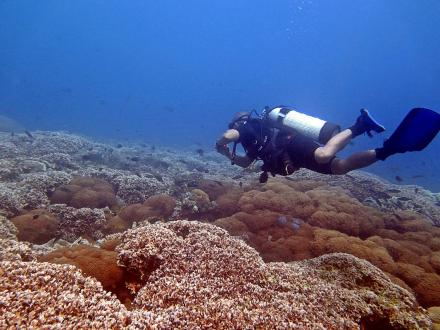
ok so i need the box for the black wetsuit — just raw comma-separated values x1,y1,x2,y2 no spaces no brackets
237,119,334,175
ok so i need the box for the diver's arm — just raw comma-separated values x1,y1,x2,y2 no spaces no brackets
231,154,253,168
215,129,239,157
215,129,254,167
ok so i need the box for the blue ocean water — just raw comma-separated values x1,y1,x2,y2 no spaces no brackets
1,0,439,191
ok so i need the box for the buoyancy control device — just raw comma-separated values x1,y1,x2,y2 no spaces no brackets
262,106,341,144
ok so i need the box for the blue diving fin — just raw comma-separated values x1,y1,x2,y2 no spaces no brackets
384,108,440,152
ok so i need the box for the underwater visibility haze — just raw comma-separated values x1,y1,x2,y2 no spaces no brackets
1,0,440,190
1,1,440,328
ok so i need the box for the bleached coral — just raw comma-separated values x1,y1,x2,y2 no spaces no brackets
0,261,132,329
48,205,107,241
0,216,35,262
114,221,430,329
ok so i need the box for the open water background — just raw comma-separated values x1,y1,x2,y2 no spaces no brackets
1,0,439,190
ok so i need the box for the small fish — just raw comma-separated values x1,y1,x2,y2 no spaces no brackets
397,196,411,201
414,188,419,194
10,132,14,137
387,189,401,193
129,156,140,162
98,167,103,171
213,180,224,186
32,214,39,220
411,175,424,179
25,130,34,140
239,182,243,187
395,175,403,182
195,148,204,156
151,145,156,151
116,144,123,148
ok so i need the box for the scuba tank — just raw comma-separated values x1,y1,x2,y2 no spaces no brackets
262,106,341,144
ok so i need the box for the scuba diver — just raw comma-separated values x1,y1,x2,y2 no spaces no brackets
215,106,440,183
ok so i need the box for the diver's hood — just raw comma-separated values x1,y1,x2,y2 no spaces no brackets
228,111,251,129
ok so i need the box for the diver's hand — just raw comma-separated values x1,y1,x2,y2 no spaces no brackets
215,143,231,158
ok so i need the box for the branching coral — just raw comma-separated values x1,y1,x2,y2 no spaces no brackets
114,221,430,328
1,221,432,328
0,215,35,262
0,261,132,328
47,204,107,241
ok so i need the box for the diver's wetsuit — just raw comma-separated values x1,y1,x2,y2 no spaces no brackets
237,119,334,175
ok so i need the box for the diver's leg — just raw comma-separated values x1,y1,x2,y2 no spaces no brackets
314,129,353,164
330,150,377,174
315,109,386,164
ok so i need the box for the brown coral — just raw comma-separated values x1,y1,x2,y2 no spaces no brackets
10,209,59,244
38,244,124,292
212,179,440,308
104,194,176,234
49,176,117,209
118,194,175,224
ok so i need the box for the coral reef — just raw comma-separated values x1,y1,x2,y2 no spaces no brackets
104,194,177,234
10,221,430,329
1,130,439,326
286,169,440,226
214,179,440,307
48,204,107,241
38,244,129,301
49,176,117,209
10,209,60,244
0,215,35,262
0,261,132,328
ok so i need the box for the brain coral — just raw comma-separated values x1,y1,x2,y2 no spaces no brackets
49,176,117,209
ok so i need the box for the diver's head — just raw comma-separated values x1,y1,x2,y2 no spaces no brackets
228,111,250,130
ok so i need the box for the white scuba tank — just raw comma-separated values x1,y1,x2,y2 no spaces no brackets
263,106,341,144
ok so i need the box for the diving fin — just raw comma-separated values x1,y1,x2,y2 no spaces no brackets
350,108,385,138
375,108,440,160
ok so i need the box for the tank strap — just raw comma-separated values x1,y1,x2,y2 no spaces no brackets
276,107,291,125
231,141,238,165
